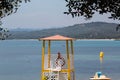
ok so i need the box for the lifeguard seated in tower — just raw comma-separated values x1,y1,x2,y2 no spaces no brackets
46,52,65,71
51,52,65,71
56,52,65,67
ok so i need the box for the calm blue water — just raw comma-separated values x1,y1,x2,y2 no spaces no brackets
0,40,120,80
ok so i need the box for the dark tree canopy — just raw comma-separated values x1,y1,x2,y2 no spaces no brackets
0,0,30,20
64,0,120,20
0,27,9,40
0,0,30,40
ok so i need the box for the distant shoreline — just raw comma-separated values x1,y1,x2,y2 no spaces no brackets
4,38,120,41
76,39,116,41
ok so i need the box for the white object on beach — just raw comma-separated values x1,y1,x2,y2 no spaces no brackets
100,75,106,78
90,73,111,80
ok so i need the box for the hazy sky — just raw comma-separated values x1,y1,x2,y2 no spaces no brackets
2,0,120,29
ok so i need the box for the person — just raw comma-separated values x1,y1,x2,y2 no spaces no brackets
55,52,65,68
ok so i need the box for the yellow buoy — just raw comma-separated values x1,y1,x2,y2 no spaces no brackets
99,51,104,63
100,51,104,58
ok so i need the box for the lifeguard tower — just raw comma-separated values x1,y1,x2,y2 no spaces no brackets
39,35,75,80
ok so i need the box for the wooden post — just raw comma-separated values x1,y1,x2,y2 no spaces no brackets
71,40,75,80
48,40,51,68
41,40,45,80
71,40,74,68
66,40,71,80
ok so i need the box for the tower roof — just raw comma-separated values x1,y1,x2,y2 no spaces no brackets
39,35,75,41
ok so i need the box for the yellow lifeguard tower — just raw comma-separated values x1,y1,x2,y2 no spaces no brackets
39,35,75,80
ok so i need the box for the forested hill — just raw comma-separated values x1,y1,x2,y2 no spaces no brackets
8,22,120,39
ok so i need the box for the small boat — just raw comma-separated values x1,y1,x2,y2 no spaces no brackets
89,72,111,80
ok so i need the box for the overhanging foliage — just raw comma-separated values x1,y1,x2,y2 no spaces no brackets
0,0,30,19
64,0,120,20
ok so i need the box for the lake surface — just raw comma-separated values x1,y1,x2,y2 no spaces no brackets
0,40,120,80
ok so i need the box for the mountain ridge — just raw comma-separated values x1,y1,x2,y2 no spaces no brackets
8,22,120,39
